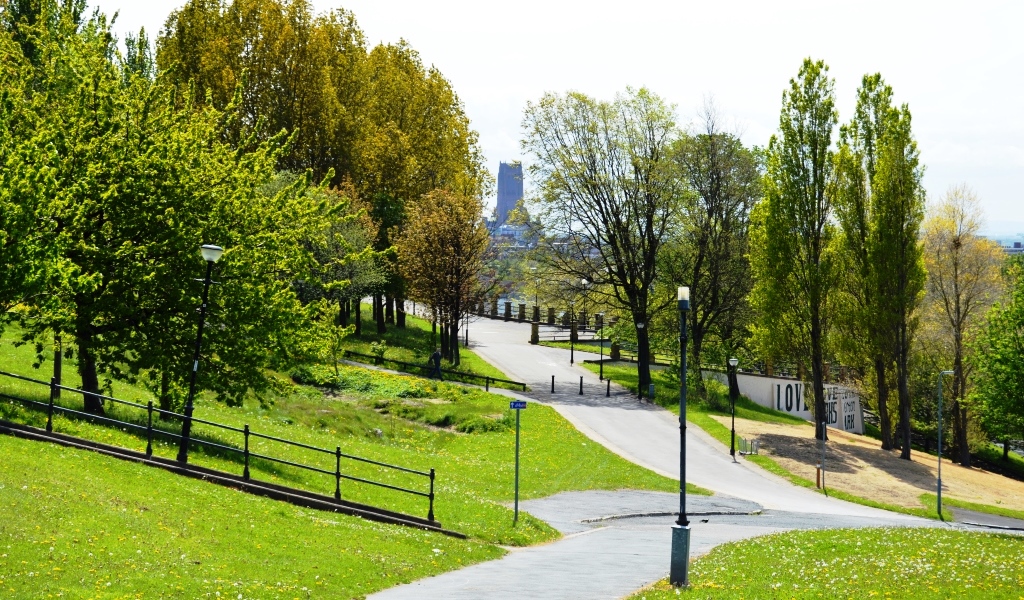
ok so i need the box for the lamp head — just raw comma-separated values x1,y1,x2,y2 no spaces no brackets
677,286,690,311
200,244,224,263
729,357,739,368
581,278,589,286
941,370,955,376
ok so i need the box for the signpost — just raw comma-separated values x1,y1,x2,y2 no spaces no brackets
510,400,527,524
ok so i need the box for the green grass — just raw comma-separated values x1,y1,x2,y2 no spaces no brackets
0,329,684,549
0,434,502,599
919,493,1024,522
974,443,1024,480
630,527,1024,599
584,362,951,521
343,305,520,388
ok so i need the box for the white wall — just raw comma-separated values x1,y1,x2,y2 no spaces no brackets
704,371,863,435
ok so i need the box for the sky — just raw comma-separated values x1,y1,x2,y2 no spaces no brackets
93,0,1024,238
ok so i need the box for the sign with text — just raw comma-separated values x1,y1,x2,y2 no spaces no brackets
509,401,527,410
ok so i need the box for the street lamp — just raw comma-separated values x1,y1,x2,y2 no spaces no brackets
598,313,604,381
177,244,224,464
670,286,690,587
728,357,739,461
569,300,575,366
936,369,955,518
581,278,589,332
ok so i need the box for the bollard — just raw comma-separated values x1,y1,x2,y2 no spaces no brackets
551,375,555,393
485,377,490,391
816,464,822,488
579,376,583,395
606,379,611,397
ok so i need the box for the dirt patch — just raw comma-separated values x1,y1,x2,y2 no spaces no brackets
712,415,1024,512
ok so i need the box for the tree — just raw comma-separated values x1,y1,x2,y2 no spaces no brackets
522,87,681,393
157,0,368,185
974,257,1024,461
922,185,1004,466
834,74,926,458
395,189,489,364
7,1,325,413
664,101,759,395
750,59,840,440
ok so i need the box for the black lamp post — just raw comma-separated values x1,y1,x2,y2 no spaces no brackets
670,286,690,587
936,369,954,518
728,357,739,460
177,244,224,464
569,299,575,366
599,315,604,381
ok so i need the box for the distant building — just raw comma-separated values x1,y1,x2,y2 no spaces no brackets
1004,241,1023,255
495,162,523,227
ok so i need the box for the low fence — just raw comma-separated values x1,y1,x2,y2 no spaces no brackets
342,350,527,392
0,370,437,522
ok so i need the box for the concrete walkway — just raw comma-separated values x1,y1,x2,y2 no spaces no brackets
467,318,914,519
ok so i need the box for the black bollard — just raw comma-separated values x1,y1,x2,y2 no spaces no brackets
579,376,583,395
606,378,611,397
551,375,555,393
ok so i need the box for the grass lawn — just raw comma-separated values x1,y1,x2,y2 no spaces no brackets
342,305,518,388
630,527,1024,599
0,329,684,551
0,434,501,599
583,363,954,521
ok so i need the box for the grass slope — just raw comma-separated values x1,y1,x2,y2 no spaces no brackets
632,527,1024,599
342,306,515,388
0,330,684,550
0,435,501,599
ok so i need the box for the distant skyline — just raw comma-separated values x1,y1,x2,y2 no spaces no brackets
92,0,1024,236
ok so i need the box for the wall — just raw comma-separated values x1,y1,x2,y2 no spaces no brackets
704,371,864,435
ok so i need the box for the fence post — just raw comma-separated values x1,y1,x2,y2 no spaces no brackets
146,401,154,457
46,377,56,433
428,468,435,522
485,377,490,392
243,424,251,480
335,446,342,501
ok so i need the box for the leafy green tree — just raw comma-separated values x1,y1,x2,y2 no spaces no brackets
522,87,682,394
395,189,489,364
663,102,759,394
922,185,1005,466
834,74,926,458
5,1,325,413
974,258,1024,461
750,59,840,440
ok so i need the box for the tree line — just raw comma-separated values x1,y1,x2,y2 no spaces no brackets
0,0,490,412
521,59,1022,464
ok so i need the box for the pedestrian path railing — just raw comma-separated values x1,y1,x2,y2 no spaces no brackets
342,350,527,392
0,369,437,522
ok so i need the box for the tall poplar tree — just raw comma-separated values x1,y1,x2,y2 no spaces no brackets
750,59,839,440
835,74,926,458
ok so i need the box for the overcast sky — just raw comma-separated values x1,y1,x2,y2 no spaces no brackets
94,0,1024,237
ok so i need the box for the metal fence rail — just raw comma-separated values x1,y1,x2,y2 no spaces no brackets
0,370,437,522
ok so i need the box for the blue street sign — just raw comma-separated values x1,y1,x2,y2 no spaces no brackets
509,401,527,410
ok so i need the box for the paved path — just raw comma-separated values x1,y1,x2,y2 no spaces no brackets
467,318,912,519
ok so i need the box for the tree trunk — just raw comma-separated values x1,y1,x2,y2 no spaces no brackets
76,331,104,415
874,358,893,450
952,352,971,467
396,297,406,328
354,298,362,336
385,295,395,325
811,310,827,441
449,319,459,365
1004,439,1010,462
374,294,386,334
339,298,349,327
897,321,913,460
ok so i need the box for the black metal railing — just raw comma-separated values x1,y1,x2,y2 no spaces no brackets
0,370,436,522
342,350,527,392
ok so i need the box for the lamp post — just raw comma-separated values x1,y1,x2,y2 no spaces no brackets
936,369,954,518
728,357,739,461
569,299,575,366
599,314,604,381
581,278,589,333
670,286,690,587
177,244,224,464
